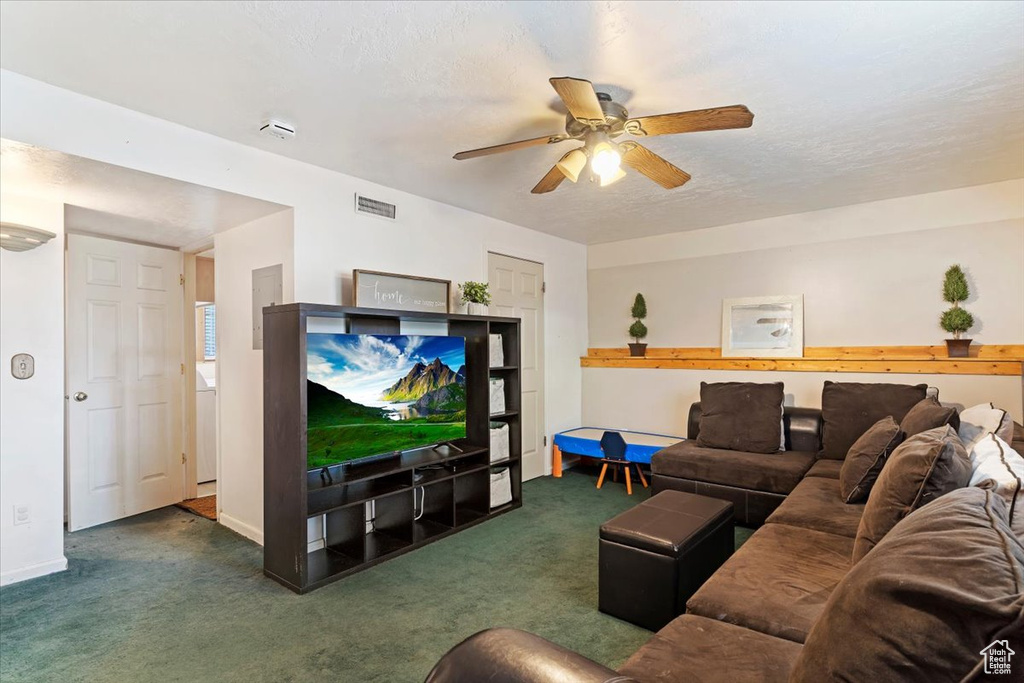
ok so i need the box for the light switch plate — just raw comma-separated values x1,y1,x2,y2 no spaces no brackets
11,353,34,379
13,504,30,525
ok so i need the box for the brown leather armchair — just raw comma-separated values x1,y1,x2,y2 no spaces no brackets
424,628,635,683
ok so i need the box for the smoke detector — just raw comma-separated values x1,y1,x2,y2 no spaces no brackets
259,119,296,140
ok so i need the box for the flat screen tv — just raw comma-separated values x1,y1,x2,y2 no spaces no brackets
306,333,467,470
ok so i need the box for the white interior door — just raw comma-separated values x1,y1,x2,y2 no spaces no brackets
488,253,545,481
67,235,184,531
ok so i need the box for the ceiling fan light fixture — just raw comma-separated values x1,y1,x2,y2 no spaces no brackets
555,148,587,183
454,76,753,196
599,167,627,187
590,141,621,178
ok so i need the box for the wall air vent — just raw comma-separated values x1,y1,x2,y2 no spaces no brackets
354,194,397,221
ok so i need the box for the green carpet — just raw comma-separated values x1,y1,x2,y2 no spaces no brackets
0,470,754,683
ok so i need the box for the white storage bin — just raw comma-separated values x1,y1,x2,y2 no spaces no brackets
490,468,512,508
489,334,505,367
489,422,510,463
489,378,506,414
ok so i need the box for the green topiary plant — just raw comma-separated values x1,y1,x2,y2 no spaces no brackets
459,281,491,306
939,265,974,339
629,293,648,344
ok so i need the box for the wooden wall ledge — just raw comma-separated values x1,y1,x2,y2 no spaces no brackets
581,345,1024,376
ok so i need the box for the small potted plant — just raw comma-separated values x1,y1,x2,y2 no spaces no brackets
940,264,974,358
628,292,648,357
460,281,491,316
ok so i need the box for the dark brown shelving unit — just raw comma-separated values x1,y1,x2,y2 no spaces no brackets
263,304,522,594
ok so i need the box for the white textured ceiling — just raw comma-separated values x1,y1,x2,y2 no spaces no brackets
0,140,287,248
1,1,1022,245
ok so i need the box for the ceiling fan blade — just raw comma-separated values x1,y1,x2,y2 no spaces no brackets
454,134,566,160
621,143,691,189
625,105,753,137
549,77,605,125
531,165,567,194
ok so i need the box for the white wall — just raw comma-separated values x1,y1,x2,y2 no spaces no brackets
0,194,68,585
0,71,588,550
214,210,294,543
585,182,1024,433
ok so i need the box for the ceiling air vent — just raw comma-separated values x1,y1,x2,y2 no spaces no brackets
354,194,397,221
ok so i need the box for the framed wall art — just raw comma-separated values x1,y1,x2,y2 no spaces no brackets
352,269,451,313
721,295,804,358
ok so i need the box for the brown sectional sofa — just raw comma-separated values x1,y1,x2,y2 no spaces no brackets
425,397,1024,683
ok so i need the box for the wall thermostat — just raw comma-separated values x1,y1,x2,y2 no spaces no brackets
11,353,34,380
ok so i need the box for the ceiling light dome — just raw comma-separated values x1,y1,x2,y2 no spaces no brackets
0,222,57,252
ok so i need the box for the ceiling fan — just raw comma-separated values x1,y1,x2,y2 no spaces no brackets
453,77,753,194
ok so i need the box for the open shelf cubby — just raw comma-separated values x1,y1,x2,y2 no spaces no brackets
263,304,523,593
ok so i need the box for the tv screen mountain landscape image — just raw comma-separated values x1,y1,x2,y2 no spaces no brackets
306,334,467,469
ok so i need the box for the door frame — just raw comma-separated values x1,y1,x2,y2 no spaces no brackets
181,250,198,501
483,246,549,476
180,239,215,502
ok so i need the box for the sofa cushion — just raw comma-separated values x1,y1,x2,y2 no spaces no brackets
696,382,784,454
852,425,971,563
686,524,854,643
819,381,927,459
804,459,842,479
766,477,865,538
900,396,960,437
619,614,802,683
839,416,903,503
652,441,815,495
791,487,1024,683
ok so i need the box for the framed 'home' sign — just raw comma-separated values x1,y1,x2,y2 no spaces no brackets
352,269,451,313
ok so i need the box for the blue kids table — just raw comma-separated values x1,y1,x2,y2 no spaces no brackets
552,428,684,477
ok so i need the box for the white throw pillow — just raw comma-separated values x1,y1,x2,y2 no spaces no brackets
969,433,1024,539
958,403,1014,453
780,403,786,452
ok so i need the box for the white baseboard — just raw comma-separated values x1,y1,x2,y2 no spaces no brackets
307,538,325,553
218,512,263,546
0,556,68,586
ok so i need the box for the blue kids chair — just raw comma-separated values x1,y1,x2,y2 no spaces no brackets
597,431,648,495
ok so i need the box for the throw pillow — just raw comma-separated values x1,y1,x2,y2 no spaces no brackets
839,416,903,504
791,487,1024,683
958,402,1015,453
899,396,960,437
970,433,1024,538
696,382,784,454
852,425,971,563
819,381,927,460
779,402,786,452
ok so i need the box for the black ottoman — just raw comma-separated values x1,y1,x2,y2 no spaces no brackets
599,490,734,631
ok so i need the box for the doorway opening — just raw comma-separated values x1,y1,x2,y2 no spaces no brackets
2,138,287,533
191,249,217,511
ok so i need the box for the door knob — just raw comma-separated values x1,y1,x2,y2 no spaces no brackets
73,392,88,402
